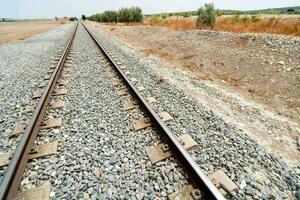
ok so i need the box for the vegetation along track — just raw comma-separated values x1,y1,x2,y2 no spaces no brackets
0,21,234,199
0,22,78,199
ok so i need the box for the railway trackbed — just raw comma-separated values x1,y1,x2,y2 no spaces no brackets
0,21,241,199
80,23,232,200
0,23,78,199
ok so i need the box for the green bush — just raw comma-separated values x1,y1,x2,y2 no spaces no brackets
229,14,240,23
251,15,260,22
149,14,160,20
69,17,77,21
118,8,131,22
89,7,143,23
228,14,261,24
241,15,250,23
132,7,143,22
216,9,223,17
183,12,192,18
118,7,143,23
197,3,217,27
160,12,169,19
103,10,119,23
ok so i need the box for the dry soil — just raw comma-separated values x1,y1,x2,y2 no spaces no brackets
0,21,62,44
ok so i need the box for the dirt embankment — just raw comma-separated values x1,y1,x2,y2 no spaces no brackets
91,22,300,124
0,21,62,44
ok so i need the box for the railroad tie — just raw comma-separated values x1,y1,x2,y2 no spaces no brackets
15,182,52,200
132,111,172,131
132,117,152,131
116,90,129,96
11,118,62,137
123,99,138,111
0,140,59,167
146,134,197,164
170,171,239,199
23,105,35,113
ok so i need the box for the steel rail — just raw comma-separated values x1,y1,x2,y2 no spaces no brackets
81,21,226,200
0,22,78,200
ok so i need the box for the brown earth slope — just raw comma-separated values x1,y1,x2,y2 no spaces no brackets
91,22,300,124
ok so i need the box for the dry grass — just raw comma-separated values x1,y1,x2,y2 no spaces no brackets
127,18,198,31
147,19,197,31
214,17,300,36
138,16,300,36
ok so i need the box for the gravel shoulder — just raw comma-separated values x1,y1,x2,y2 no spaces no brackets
87,23,300,199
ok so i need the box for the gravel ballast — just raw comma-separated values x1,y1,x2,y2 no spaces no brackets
1,21,299,199
0,23,75,178
21,24,190,199
87,24,300,199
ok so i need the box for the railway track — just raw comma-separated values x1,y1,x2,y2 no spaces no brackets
0,22,78,199
80,22,227,200
0,21,235,199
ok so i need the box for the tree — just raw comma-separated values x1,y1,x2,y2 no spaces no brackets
160,12,169,19
118,7,143,23
129,7,143,22
104,10,118,23
69,17,77,21
118,8,131,22
81,15,86,20
183,12,191,18
197,3,217,27
88,7,143,23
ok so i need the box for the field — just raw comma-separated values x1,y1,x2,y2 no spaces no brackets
0,21,62,44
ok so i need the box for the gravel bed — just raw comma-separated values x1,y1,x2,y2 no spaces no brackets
22,24,189,199
0,23,75,179
169,29,300,56
87,24,300,200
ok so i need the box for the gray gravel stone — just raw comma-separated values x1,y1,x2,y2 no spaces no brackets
18,23,188,199
87,24,300,199
0,23,74,178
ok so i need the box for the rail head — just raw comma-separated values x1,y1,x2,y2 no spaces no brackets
0,22,79,200
81,21,226,200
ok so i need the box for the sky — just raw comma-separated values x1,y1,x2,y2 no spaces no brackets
1,0,300,19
